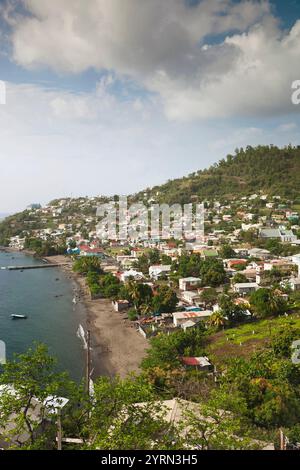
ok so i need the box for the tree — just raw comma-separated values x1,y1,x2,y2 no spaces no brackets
73,256,103,275
219,294,246,324
148,249,160,265
233,273,248,284
183,398,256,450
249,288,287,318
84,376,180,450
200,288,218,307
271,325,300,358
99,273,121,298
132,254,149,275
142,327,206,370
207,310,227,329
219,245,236,259
200,259,227,287
152,285,178,313
220,351,300,429
0,344,71,449
127,281,153,311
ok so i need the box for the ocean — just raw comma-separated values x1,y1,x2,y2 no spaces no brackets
0,251,85,381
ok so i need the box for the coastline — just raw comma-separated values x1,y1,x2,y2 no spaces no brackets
43,255,149,379
1,248,149,379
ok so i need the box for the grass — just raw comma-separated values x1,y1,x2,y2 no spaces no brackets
207,312,300,367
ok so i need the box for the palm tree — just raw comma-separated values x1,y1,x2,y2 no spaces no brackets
207,310,226,329
127,281,140,310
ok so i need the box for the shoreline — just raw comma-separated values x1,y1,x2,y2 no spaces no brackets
43,255,149,379
1,248,149,379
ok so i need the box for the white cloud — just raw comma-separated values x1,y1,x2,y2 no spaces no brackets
8,0,297,121
277,122,297,132
0,78,299,212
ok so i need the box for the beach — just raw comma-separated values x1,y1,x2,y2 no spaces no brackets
44,255,149,379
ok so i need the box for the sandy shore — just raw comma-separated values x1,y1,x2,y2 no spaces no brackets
44,255,149,379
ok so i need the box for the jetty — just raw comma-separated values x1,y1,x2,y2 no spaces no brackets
0,263,68,271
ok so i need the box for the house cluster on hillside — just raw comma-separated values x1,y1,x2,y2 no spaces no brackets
4,192,300,335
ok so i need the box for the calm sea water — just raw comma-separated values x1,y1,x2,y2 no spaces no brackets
0,251,85,381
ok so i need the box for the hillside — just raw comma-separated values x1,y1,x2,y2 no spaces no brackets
133,145,300,205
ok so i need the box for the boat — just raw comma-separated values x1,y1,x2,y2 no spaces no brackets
11,314,27,320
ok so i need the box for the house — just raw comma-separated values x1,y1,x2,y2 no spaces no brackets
120,270,144,282
112,300,130,312
248,248,271,259
259,228,297,243
233,282,259,295
226,259,247,270
116,255,136,268
0,385,68,449
172,310,213,327
292,254,300,276
181,356,213,371
181,319,198,331
181,290,201,305
131,398,274,449
263,259,293,272
149,265,171,280
234,248,249,257
179,277,201,291
241,268,257,280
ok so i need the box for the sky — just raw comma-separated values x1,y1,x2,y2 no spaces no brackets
0,0,300,213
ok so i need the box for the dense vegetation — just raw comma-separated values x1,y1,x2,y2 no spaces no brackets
73,256,178,312
133,145,300,204
1,326,300,450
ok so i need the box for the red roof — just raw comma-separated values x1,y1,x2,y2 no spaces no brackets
228,259,247,266
181,357,199,366
79,245,103,253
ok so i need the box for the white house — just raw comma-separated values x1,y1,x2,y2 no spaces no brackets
149,265,171,280
259,228,297,243
179,277,201,291
120,270,144,282
248,248,271,259
181,319,198,331
181,291,201,305
233,282,259,295
292,254,300,277
172,311,213,327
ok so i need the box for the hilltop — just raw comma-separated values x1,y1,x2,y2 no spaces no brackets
133,145,300,205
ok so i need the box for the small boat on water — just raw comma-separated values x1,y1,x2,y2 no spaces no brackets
11,314,27,320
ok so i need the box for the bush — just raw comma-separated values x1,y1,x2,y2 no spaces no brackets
128,309,139,321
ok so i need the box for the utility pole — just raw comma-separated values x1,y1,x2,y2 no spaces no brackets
85,330,91,396
57,410,62,451
279,429,287,450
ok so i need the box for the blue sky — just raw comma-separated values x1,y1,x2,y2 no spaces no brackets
0,0,300,212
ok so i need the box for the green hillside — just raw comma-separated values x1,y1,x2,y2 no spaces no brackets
135,145,300,205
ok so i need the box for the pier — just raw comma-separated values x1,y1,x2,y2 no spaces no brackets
0,264,68,271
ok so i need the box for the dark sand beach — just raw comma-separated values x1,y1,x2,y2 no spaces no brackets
44,255,149,378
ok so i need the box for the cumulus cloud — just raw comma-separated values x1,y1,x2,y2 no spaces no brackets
7,0,299,121
0,78,299,212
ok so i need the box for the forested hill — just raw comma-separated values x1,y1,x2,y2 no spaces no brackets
134,145,300,205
